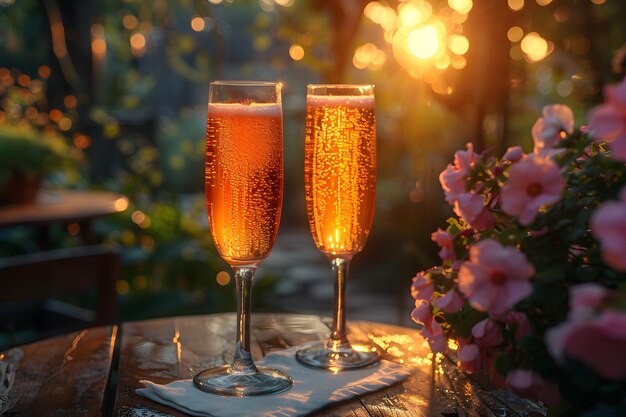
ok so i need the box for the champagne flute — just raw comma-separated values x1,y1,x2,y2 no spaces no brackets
194,81,292,396
296,84,379,370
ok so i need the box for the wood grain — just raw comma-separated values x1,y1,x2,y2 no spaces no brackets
113,313,477,417
0,325,116,417
0,313,531,416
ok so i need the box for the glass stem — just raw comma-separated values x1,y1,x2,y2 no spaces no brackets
230,266,258,374
326,256,352,352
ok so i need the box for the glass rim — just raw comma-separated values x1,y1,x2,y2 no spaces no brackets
307,83,374,89
210,80,282,87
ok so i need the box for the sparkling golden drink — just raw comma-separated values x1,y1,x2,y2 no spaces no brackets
304,94,376,256
205,103,283,265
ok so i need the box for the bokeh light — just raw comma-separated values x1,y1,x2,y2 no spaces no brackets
116,280,130,295
450,55,467,69
68,223,80,235
556,79,573,96
435,54,451,70
408,26,440,59
91,23,106,58
216,271,231,286
289,44,304,61
130,32,146,56
49,109,62,122
114,198,129,211
64,95,77,108
58,117,72,131
507,26,524,42
131,210,146,225
398,3,423,27
508,0,524,11
92,38,106,56
191,16,205,32
448,34,469,55
123,15,138,30
367,0,470,92
17,74,30,87
448,0,473,15
37,65,51,79
521,32,550,62
353,43,386,70
73,133,91,149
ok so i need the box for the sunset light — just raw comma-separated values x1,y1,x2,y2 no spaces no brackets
407,26,440,59
521,32,550,62
1,0,625,414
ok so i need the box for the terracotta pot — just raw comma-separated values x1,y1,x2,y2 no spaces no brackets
0,171,42,205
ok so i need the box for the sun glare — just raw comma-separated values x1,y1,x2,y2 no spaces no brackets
448,0,473,15
408,25,439,59
399,3,423,27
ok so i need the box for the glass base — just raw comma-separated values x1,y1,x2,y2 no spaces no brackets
296,343,380,370
193,365,292,396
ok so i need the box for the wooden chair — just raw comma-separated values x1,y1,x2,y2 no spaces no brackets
0,246,120,346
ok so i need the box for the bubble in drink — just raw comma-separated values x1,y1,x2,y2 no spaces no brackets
205,102,283,264
304,94,376,256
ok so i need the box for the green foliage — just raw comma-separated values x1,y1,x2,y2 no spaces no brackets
0,125,75,178
0,0,49,67
0,65,86,188
157,110,205,193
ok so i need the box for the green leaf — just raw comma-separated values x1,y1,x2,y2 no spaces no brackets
494,354,514,376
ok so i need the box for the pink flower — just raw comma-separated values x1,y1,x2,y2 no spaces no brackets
532,104,574,157
500,155,565,226
422,319,446,353
431,228,454,262
589,76,626,162
472,318,503,347
458,239,534,317
504,311,532,340
411,272,434,301
411,299,447,353
591,187,626,271
457,343,481,372
505,370,561,405
439,143,477,205
434,289,464,313
453,192,495,230
502,146,524,162
546,310,626,381
569,283,608,320
411,299,432,326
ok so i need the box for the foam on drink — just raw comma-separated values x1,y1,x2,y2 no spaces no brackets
207,102,282,117
306,95,375,109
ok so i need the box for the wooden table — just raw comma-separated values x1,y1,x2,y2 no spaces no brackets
0,190,129,245
0,325,117,416
0,190,129,227
0,313,545,417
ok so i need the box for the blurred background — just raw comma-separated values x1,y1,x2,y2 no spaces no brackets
1,0,625,350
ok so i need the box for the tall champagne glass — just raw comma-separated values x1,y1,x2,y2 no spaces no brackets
296,84,379,370
194,81,292,396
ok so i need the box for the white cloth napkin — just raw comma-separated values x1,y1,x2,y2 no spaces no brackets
137,346,413,417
